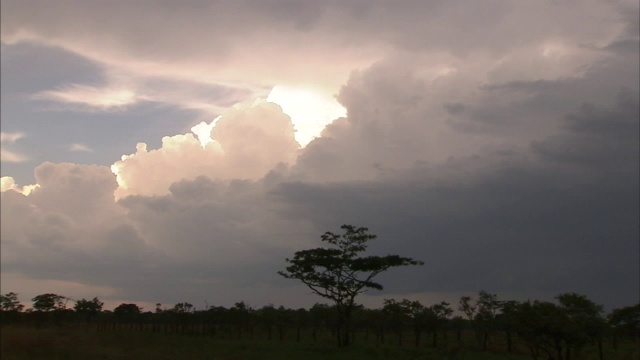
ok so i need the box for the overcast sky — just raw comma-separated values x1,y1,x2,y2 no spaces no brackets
1,0,638,312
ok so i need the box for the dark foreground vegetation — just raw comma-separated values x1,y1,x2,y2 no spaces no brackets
1,291,639,360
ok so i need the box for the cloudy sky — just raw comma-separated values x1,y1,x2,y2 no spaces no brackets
1,0,638,311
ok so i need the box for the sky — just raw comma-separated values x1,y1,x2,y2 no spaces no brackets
1,0,638,312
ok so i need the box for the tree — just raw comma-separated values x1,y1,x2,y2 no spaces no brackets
278,224,423,347
74,297,104,314
31,293,67,312
113,303,142,319
74,297,104,322
1,292,25,312
382,299,412,346
428,301,453,347
458,291,501,350
556,293,605,360
171,302,195,314
512,294,604,360
608,303,640,341
513,300,568,360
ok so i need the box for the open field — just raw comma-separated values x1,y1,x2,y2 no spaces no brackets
2,325,638,360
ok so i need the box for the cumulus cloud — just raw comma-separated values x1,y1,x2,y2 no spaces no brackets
111,101,299,198
0,176,38,195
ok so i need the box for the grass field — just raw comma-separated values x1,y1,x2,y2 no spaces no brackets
1,325,638,360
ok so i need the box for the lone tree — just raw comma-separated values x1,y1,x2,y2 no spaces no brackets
278,224,423,347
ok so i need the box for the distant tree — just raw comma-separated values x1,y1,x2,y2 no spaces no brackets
382,299,452,348
512,294,605,360
458,291,501,350
171,302,195,314
382,299,412,346
113,303,142,319
74,297,104,322
228,301,253,339
513,300,569,360
74,297,104,314
32,293,67,312
257,304,279,340
1,292,24,312
428,301,453,347
497,300,521,353
608,303,640,341
278,224,423,347
556,293,605,359
308,303,335,342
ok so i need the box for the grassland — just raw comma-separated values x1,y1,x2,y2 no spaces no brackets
1,325,637,360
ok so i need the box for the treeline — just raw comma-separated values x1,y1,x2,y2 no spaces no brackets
1,291,638,360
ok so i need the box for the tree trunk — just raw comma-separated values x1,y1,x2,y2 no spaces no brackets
598,338,603,360
556,345,563,360
341,305,352,347
482,331,488,351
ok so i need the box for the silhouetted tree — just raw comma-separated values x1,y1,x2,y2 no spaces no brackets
31,293,67,312
496,300,521,353
171,302,195,314
257,304,278,340
1,292,24,312
382,299,411,346
113,303,142,322
556,293,605,360
278,224,423,347
608,303,640,343
513,300,568,360
428,301,453,347
74,297,104,323
458,291,501,350
308,303,335,342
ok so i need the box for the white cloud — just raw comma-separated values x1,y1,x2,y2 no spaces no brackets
0,132,28,163
69,143,93,152
1,148,29,163
1,131,25,143
0,176,38,195
32,84,138,110
111,101,299,198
